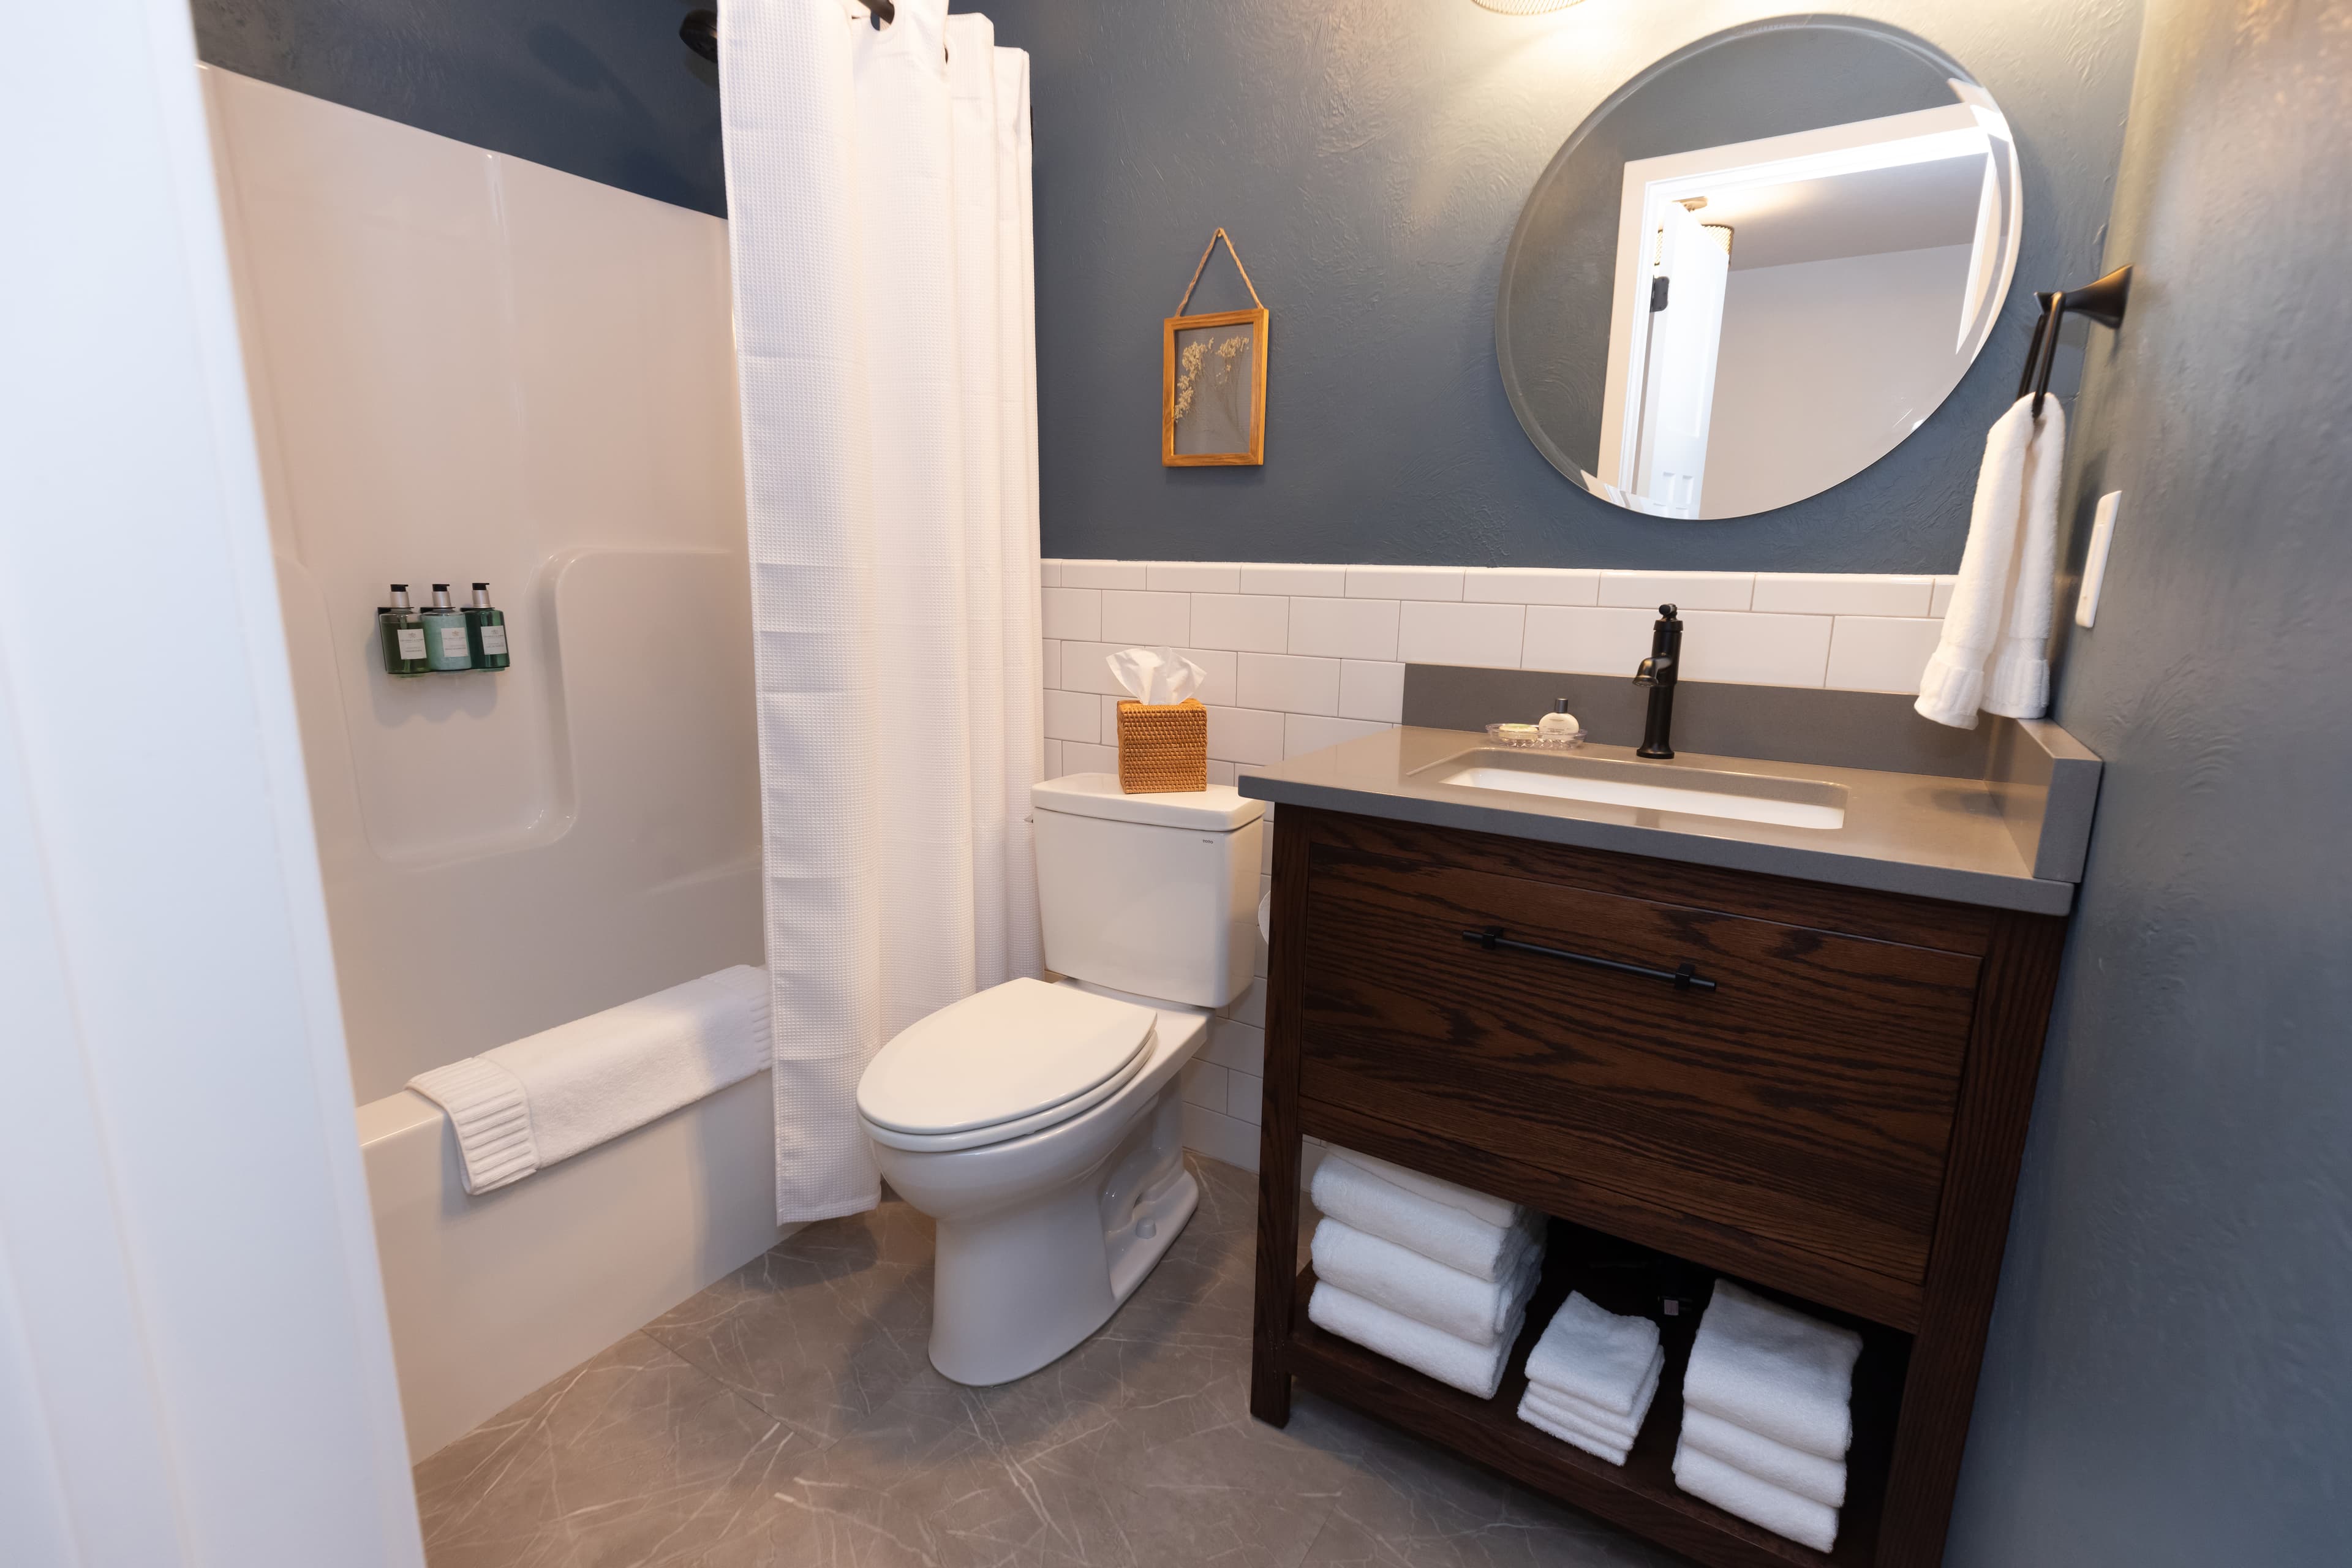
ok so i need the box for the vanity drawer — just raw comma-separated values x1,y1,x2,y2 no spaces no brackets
1294,842,1981,1303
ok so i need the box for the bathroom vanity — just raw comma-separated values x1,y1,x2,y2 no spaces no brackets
1240,719,2100,1568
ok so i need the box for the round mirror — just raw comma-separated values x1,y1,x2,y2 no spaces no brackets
1497,20,2020,520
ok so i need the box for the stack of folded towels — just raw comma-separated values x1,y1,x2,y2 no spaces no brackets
1674,1280,1863,1553
1517,1292,1665,1465
1305,1148,1543,1400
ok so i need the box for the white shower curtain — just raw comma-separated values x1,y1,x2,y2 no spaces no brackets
720,0,1044,1223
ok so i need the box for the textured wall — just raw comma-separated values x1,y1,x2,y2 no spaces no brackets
1945,1,2352,1562
191,0,727,215
982,0,2143,570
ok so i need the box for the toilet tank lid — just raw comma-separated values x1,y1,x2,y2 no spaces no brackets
857,978,1156,1136
1032,773,1265,831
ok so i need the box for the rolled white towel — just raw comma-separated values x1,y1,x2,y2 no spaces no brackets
1518,1387,1631,1466
1681,1408,1846,1510
410,965,770,1195
1523,1291,1664,1419
1683,1281,1862,1461
1673,1438,1839,1553
1327,1148,1523,1230
1308,1278,1531,1401
1311,1217,1539,1346
1311,1154,1536,1283
1529,1348,1662,1443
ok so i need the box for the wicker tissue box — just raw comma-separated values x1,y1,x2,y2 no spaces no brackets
1115,699,1208,794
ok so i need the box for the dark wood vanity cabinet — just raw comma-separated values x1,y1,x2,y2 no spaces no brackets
1250,806,2068,1568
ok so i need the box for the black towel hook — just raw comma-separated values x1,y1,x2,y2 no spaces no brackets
681,2,898,64
2019,265,2133,418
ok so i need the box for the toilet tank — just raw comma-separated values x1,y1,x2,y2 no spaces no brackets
1031,774,1264,1009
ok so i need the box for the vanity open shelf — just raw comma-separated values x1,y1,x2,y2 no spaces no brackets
1246,796,2077,1568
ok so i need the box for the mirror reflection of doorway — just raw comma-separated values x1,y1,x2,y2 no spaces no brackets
1587,98,2016,518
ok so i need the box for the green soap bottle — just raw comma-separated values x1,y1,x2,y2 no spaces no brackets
379,584,429,677
422,583,473,671
466,582,510,669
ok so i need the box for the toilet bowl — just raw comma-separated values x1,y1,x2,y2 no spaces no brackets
854,775,1263,1386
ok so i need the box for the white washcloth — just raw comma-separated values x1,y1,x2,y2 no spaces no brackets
1529,1351,1662,1442
1519,1388,1631,1466
1311,1217,1539,1346
1327,1148,1524,1230
1674,1439,1839,1553
1308,1278,1531,1401
1523,1292,1665,1418
1917,394,2066,728
409,965,771,1195
1681,1408,1847,1510
1683,1280,1862,1461
1311,1155,1536,1283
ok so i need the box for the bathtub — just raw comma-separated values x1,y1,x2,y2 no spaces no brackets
360,1071,793,1460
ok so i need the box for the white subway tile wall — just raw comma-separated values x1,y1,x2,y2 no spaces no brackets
1042,559,1956,1169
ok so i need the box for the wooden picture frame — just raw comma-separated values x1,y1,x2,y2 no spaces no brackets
1163,229,1269,466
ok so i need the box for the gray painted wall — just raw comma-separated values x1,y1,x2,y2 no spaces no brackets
192,0,728,216
1946,1,2352,1562
982,0,2143,571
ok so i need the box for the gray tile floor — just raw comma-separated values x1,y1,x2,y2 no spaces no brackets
413,1158,1676,1567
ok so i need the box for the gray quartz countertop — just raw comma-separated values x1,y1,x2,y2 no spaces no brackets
1238,724,2101,916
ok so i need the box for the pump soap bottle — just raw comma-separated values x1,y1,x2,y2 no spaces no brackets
423,584,473,672
379,585,429,677
466,583,510,669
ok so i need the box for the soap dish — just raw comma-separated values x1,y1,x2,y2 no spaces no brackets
1485,723,1585,750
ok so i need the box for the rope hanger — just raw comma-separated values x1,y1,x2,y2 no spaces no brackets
1174,228,1265,315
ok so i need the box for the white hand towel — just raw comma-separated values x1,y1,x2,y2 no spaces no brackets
1683,1280,1862,1461
1915,394,2066,728
1681,1408,1847,1510
1523,1291,1665,1418
410,965,771,1195
1311,1217,1539,1346
1983,395,2065,718
1529,1349,1663,1442
1311,1153,1536,1283
1673,1439,1839,1553
1518,1389,1631,1466
1308,1278,1529,1401
1327,1148,1524,1230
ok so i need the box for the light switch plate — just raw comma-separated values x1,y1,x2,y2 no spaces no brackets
2076,491,2122,628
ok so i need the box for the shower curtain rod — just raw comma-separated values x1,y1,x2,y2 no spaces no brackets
681,2,897,64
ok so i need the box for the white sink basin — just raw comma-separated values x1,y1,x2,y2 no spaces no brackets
1422,749,1848,831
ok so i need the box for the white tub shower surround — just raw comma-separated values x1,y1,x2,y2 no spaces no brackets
1038,560,1963,1172
722,0,1045,1221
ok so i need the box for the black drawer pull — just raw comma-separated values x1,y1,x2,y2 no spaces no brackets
1461,925,1719,993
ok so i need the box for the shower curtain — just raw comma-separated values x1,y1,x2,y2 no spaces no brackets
720,0,1044,1222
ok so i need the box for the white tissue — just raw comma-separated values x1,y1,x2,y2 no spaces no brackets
1106,645,1207,706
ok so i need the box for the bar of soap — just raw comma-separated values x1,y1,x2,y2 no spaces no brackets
1494,723,1540,740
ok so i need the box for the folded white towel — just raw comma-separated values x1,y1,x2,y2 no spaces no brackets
1327,1148,1523,1230
1311,1154,1536,1283
1308,1278,1531,1400
409,965,771,1195
1523,1292,1665,1418
1530,1349,1662,1442
1310,1217,1539,1346
1683,1280,1862,1461
1681,1407,1847,1510
1518,1388,1630,1466
1917,394,2066,728
1674,1438,1839,1553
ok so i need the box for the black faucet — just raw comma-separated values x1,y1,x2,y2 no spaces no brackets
1632,604,1681,759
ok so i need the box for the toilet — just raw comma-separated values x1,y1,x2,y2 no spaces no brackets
855,773,1264,1386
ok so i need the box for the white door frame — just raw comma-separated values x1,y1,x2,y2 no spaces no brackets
0,4,424,1565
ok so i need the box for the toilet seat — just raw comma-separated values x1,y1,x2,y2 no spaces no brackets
858,977,1158,1153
